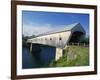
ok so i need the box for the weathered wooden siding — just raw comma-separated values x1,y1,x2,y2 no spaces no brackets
28,31,71,48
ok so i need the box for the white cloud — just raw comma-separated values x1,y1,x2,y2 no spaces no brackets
23,23,58,36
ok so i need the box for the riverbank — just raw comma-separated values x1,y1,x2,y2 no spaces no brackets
49,46,89,67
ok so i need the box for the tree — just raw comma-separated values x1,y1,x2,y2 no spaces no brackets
81,36,89,44
22,34,36,47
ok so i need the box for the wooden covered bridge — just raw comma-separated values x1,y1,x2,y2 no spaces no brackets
27,23,85,60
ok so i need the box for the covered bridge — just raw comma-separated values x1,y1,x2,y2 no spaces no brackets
27,22,85,49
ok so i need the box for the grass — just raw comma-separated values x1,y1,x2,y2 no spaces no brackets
49,46,89,67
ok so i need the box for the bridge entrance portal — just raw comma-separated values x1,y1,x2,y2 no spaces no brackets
69,31,85,43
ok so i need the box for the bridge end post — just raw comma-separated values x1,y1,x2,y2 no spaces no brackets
55,48,63,61
30,43,32,53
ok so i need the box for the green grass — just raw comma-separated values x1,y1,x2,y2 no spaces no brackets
49,46,89,67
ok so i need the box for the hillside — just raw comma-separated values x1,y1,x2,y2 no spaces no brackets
49,46,89,67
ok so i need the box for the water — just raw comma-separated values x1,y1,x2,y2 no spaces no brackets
22,45,56,69
22,47,41,69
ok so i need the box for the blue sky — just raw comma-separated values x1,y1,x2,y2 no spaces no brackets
22,11,89,36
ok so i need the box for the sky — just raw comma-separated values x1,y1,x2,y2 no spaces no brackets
22,11,89,37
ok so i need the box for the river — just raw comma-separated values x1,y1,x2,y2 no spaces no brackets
22,45,56,69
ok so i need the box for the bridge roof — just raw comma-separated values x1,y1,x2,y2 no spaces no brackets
37,23,78,36
36,22,85,37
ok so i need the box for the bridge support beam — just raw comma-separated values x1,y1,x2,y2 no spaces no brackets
55,48,63,61
30,43,32,53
